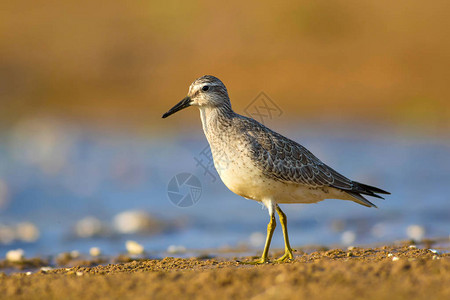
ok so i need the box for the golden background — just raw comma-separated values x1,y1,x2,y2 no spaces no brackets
1,0,448,134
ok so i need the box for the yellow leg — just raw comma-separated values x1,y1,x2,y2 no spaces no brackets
245,213,276,264
275,205,294,262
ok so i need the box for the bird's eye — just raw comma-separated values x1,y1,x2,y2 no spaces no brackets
202,85,210,91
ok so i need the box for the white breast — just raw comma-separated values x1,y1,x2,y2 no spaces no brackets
212,146,351,205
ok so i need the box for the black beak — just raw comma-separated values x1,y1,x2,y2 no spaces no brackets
162,96,192,118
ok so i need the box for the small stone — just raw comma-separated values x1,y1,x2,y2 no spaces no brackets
167,245,186,254
70,250,80,258
6,249,25,262
16,222,40,242
0,226,15,244
76,271,83,276
406,225,425,241
113,211,163,234
387,253,393,258
74,216,104,238
126,240,144,255
408,245,417,249
428,249,438,254
26,272,32,276
40,267,53,272
432,255,440,260
392,256,400,261
341,231,356,245
89,247,101,257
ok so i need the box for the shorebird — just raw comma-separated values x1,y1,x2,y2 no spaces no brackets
162,75,389,263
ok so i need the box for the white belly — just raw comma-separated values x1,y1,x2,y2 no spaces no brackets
213,153,351,204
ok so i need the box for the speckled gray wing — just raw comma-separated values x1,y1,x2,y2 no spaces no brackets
246,124,353,189
239,117,389,207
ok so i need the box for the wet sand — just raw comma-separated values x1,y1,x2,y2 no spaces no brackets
0,245,448,300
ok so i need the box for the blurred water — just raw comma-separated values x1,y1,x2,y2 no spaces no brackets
0,119,449,257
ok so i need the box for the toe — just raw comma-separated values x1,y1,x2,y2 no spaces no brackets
275,250,294,262
239,257,269,265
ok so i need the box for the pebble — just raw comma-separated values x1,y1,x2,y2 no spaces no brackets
341,230,356,245
40,267,53,272
408,245,417,249
6,249,25,262
392,256,400,261
74,216,104,238
16,222,40,242
126,240,144,255
70,250,80,258
114,211,158,234
89,247,101,257
406,225,425,241
0,226,15,244
167,245,187,254
0,222,41,245
76,271,83,276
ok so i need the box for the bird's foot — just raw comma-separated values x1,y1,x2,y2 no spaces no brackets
239,257,270,265
275,249,294,263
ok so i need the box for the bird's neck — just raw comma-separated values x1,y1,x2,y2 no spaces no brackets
199,104,234,137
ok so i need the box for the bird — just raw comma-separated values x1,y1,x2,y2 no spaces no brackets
162,75,389,263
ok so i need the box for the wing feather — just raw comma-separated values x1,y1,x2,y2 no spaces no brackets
248,124,347,188
239,116,389,205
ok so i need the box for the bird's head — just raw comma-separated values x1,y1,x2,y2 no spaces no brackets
162,75,231,118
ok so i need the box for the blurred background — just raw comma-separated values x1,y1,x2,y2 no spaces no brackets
0,0,449,258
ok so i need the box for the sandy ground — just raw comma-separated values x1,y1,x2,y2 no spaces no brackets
0,245,448,300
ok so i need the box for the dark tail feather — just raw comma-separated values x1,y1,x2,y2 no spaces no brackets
346,182,390,208
356,182,390,195
347,192,377,208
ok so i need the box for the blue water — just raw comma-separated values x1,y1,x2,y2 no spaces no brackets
0,119,449,257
